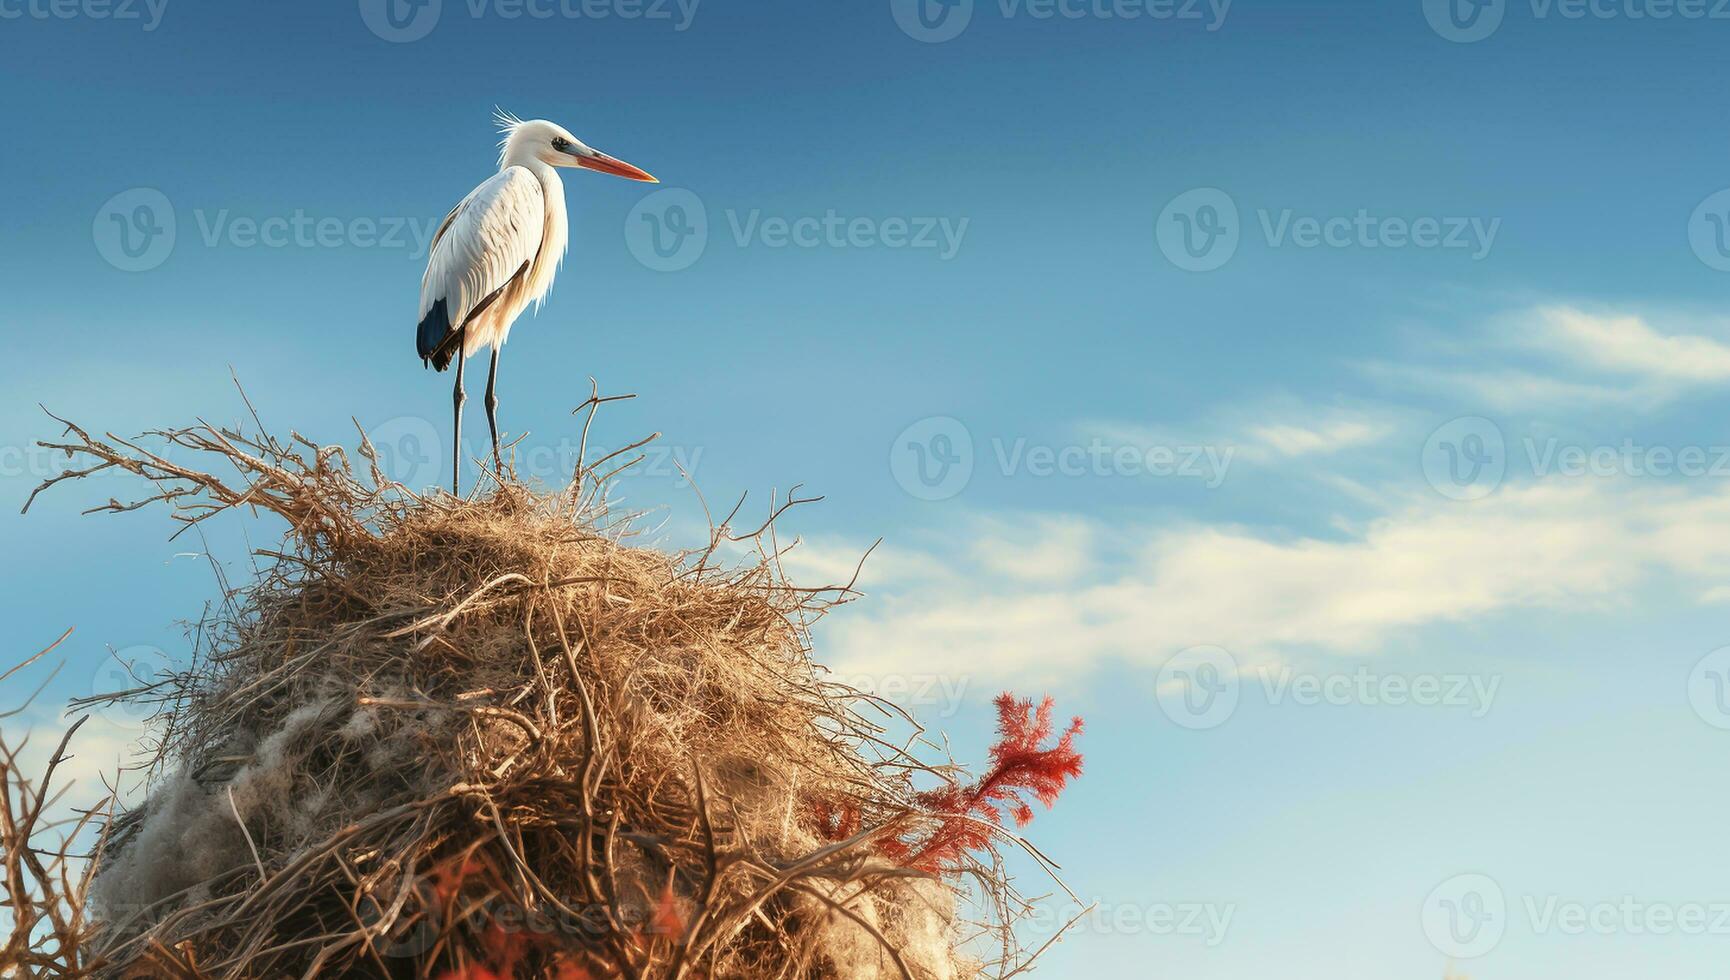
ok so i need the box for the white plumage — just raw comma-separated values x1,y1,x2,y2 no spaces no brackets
415,112,657,493
419,166,558,362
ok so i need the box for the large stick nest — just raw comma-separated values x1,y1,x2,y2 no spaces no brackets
13,394,1077,980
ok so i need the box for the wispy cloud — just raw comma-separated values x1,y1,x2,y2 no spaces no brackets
1089,403,1398,470
968,515,1096,584
1356,362,1651,413
1534,306,1730,383
7,708,150,825
806,300,1730,691
1361,304,1730,413
807,477,1730,686
1246,418,1391,458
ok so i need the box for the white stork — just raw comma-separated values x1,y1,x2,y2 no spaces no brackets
417,111,657,493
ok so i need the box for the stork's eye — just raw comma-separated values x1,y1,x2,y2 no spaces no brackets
552,137,571,151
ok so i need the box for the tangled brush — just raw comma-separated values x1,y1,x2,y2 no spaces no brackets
10,392,1085,979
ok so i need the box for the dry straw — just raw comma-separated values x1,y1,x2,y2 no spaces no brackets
4,390,1084,979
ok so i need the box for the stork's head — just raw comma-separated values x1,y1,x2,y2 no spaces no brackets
495,111,658,182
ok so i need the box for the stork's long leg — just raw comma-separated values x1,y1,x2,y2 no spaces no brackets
484,348,502,474
451,354,466,495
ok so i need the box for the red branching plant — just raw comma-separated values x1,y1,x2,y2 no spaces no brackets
879,693,1084,874
810,797,863,843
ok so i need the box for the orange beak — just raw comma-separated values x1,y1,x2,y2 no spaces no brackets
577,151,659,183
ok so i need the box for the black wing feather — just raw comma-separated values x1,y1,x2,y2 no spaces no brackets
417,298,459,372
416,261,533,373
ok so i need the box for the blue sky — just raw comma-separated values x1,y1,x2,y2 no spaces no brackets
6,0,1730,976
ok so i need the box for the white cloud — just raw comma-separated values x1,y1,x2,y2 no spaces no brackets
1535,307,1730,383
1246,417,1392,458
807,477,1730,687
1357,362,1651,413
776,536,954,590
1090,404,1397,470
804,300,1730,692
4,708,149,837
968,515,1095,584
1353,305,1730,414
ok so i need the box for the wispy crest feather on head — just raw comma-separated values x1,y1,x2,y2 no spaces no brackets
494,107,527,166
